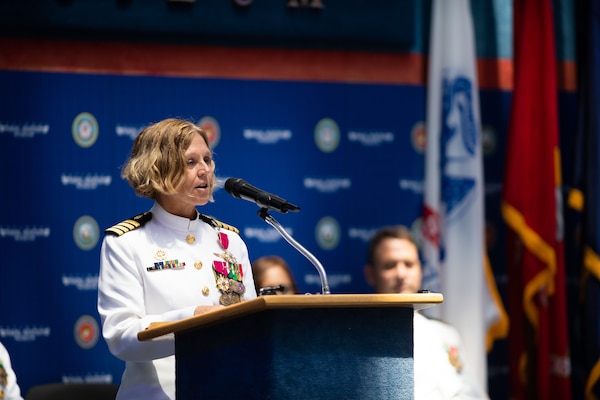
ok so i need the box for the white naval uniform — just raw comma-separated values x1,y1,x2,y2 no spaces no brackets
0,341,24,400
413,311,489,400
97,202,257,400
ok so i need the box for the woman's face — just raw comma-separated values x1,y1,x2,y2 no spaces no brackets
259,265,296,295
158,132,213,218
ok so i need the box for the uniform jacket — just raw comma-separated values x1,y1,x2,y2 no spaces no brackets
414,311,489,399
0,341,24,400
98,202,256,399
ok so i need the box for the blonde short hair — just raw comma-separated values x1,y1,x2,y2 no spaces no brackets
121,118,216,200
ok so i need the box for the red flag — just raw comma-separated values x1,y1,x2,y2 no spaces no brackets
502,0,572,399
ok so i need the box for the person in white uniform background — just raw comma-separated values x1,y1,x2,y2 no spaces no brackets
0,341,23,400
363,225,488,400
97,118,257,400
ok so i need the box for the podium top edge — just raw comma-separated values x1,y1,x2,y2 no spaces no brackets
259,292,443,306
138,292,443,341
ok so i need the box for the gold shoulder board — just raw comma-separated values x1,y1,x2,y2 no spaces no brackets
214,219,240,234
199,214,240,234
105,212,152,236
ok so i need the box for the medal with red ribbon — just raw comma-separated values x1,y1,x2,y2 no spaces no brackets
213,231,245,305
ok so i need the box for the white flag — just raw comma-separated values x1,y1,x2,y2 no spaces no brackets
422,0,508,392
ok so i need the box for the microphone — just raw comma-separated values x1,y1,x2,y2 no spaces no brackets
224,178,300,214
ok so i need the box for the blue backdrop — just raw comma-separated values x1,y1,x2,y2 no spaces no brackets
0,69,428,391
1,68,573,398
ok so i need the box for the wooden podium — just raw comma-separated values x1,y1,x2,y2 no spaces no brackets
139,293,442,400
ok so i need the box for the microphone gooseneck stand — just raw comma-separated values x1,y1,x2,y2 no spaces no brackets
258,208,331,295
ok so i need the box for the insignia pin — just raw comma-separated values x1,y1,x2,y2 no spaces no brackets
154,249,167,261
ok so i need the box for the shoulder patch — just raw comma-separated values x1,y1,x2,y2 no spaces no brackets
105,212,152,237
199,214,239,234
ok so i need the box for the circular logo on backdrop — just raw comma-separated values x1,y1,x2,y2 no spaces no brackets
73,215,100,251
315,216,341,250
74,314,99,350
411,121,426,153
72,112,99,148
198,116,221,149
314,118,340,153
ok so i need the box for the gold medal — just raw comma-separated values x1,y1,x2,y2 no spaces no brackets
0,364,7,386
229,279,246,295
219,292,241,306
214,250,237,265
194,261,203,270
447,346,463,372
154,249,167,261
215,275,229,292
186,234,195,244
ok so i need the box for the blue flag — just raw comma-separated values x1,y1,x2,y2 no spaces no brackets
569,0,600,397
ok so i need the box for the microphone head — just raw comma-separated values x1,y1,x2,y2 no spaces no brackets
223,177,300,213
224,177,243,196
